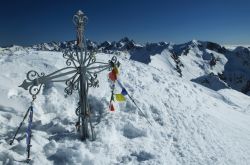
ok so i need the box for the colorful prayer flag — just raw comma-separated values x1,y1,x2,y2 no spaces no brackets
110,103,115,111
115,94,126,102
121,88,128,95
109,70,117,81
114,67,119,75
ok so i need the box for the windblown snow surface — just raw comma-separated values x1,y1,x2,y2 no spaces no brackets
0,48,250,165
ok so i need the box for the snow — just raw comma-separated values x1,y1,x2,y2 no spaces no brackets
149,49,176,75
0,48,250,165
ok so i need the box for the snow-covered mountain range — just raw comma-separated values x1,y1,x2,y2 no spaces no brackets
2,38,250,96
0,39,250,164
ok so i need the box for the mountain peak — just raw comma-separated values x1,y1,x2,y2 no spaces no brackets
119,37,132,43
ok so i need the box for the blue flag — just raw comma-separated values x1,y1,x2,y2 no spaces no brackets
121,88,128,95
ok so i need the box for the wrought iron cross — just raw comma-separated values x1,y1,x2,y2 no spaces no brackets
19,10,120,141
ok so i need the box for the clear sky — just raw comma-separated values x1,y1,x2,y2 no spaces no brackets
0,0,250,46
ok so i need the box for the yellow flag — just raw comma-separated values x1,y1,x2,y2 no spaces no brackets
115,94,126,102
114,67,119,75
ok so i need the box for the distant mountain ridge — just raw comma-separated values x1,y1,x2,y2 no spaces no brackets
30,37,143,52
1,38,250,96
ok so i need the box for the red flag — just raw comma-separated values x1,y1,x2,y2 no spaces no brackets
109,69,117,81
109,103,115,111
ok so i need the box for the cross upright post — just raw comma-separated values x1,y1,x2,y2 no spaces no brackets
74,10,92,140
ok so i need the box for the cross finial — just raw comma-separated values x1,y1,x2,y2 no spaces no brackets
73,10,88,48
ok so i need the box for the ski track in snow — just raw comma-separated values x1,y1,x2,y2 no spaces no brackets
0,50,250,165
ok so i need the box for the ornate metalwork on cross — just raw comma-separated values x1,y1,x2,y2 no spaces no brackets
19,10,120,141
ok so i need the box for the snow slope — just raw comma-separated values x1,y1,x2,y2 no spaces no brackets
0,49,250,165
146,40,250,96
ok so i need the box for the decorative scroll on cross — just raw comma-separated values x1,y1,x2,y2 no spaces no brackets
19,10,120,141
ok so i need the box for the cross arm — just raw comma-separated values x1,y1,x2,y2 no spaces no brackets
19,67,78,97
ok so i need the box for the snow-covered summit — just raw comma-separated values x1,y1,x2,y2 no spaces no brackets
0,48,250,164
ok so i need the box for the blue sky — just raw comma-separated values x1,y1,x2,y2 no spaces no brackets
0,0,250,46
